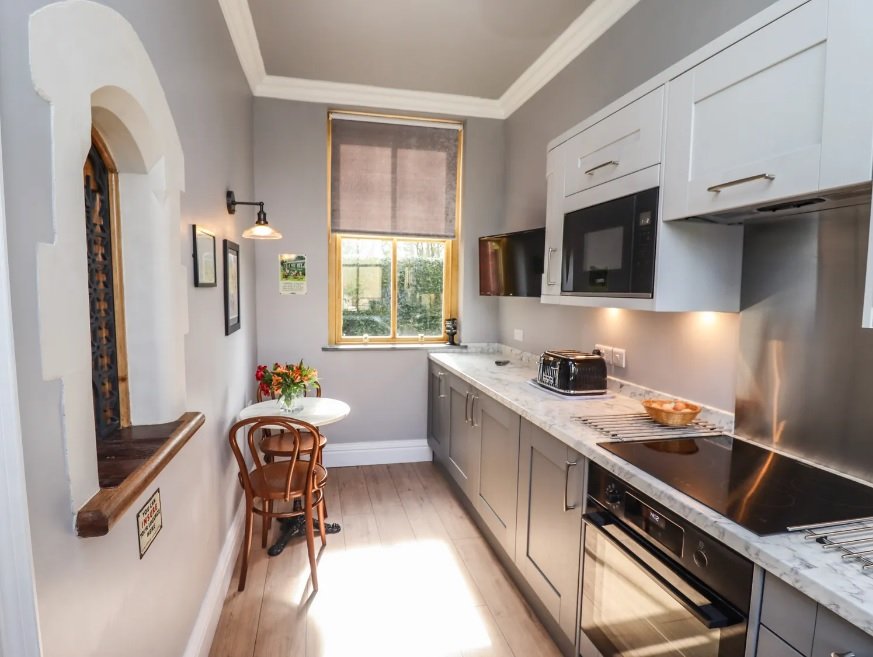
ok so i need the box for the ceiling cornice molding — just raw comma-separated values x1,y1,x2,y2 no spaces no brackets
499,0,640,116
217,0,265,93
255,75,505,119
220,0,640,119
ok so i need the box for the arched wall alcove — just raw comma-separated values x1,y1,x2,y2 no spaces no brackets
30,0,188,512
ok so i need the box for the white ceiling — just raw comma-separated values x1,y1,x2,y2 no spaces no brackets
218,0,640,118
249,0,593,99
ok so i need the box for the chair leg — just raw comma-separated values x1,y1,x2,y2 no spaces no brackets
317,496,327,547
261,501,272,548
304,492,319,592
238,501,254,591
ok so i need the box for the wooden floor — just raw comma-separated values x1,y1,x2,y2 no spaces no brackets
208,462,563,657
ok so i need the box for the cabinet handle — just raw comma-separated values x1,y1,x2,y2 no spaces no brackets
437,372,446,398
831,652,856,657
470,395,479,427
546,247,557,286
464,392,471,423
707,173,775,193
563,460,579,511
583,160,619,175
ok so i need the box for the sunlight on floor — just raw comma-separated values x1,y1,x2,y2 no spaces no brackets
308,539,490,657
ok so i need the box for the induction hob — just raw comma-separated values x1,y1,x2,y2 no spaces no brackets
600,435,873,535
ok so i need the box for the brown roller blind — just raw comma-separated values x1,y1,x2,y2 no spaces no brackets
330,114,461,238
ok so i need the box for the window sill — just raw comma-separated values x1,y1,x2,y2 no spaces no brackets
75,411,205,538
321,343,468,352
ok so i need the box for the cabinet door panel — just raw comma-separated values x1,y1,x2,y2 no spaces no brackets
759,627,805,657
515,419,582,642
542,146,564,297
663,0,827,220
761,573,816,656
427,364,449,463
564,86,664,197
475,394,520,558
447,377,479,499
811,607,873,657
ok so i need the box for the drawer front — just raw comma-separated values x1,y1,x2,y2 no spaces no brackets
663,0,828,220
759,627,806,657
761,573,817,656
564,86,664,197
812,607,873,657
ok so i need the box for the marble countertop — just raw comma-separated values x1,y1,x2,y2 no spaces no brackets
430,350,873,637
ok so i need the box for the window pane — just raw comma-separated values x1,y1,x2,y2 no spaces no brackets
397,241,445,337
341,238,392,337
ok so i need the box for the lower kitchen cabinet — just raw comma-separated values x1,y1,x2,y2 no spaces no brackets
515,418,584,643
474,393,520,558
447,374,480,500
758,572,873,657
427,362,450,462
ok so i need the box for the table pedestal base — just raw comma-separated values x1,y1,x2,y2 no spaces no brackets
267,517,341,557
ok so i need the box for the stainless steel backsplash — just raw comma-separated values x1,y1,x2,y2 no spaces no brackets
736,204,873,481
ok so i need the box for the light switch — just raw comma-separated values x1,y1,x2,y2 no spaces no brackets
613,348,627,368
513,328,524,341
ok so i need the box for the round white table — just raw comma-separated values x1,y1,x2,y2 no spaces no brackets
238,397,350,427
237,396,350,555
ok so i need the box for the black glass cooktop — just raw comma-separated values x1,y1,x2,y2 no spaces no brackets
600,435,873,535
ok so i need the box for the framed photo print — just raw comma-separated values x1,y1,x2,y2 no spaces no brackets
192,225,217,287
223,239,240,335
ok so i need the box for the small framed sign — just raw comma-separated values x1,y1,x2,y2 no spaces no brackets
192,225,217,287
137,489,163,559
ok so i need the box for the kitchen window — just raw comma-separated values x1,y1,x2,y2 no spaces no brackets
327,111,462,344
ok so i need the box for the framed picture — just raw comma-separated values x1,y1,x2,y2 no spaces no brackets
223,240,240,335
192,225,217,287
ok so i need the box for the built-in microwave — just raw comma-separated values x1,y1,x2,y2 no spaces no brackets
561,187,658,298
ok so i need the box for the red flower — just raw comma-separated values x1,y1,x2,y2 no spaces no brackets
259,382,270,396
255,365,267,381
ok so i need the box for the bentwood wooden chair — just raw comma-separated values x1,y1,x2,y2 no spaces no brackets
257,381,327,459
229,416,327,592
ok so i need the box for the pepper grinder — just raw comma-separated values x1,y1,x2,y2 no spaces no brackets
445,318,458,345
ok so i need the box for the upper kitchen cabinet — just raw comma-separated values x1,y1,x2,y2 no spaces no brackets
563,87,664,197
663,0,873,221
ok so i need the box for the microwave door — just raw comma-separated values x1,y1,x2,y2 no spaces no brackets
562,195,634,295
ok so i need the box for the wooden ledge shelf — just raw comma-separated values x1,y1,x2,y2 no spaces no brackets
76,411,205,538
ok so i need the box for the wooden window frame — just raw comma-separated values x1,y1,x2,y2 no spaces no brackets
89,127,131,428
327,111,462,345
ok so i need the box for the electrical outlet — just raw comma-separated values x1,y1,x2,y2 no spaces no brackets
513,328,524,341
613,348,627,368
595,344,613,363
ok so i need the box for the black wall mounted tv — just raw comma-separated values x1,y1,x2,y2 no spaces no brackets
478,227,545,297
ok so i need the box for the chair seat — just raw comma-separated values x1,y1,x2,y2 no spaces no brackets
261,429,326,457
249,460,327,500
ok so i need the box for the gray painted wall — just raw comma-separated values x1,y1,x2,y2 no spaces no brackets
252,98,502,443
498,0,778,411
0,1,256,656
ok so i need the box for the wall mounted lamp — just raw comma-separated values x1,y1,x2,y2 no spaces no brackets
226,190,283,240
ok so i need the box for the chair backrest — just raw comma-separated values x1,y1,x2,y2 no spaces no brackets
256,380,323,402
228,416,322,500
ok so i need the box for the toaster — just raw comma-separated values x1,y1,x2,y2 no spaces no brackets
536,349,607,395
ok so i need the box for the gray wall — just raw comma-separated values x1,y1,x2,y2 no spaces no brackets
252,98,502,444
498,0,778,411
0,1,256,656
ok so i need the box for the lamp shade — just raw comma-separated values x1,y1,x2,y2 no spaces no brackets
242,222,283,239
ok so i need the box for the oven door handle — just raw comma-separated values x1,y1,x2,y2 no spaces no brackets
583,511,743,630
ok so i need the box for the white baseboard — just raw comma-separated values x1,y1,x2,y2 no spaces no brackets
322,439,432,467
183,502,244,657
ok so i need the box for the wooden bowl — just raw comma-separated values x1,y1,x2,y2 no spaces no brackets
642,399,701,427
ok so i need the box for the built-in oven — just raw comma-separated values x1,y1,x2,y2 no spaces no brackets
562,187,658,298
580,463,754,657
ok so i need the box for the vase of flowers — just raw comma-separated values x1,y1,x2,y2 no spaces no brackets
255,360,318,413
